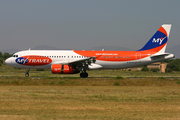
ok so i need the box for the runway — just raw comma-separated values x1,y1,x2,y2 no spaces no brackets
1,75,180,79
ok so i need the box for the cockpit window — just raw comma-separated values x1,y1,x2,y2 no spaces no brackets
12,55,18,57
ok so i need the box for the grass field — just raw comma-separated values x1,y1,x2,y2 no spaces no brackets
0,84,180,120
0,65,180,119
1,64,180,78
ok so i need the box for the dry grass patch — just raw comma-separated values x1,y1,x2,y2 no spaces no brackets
0,85,180,119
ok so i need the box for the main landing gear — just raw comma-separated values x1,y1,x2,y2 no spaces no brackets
25,68,30,77
80,70,88,78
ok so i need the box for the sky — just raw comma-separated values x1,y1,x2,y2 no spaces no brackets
0,0,180,51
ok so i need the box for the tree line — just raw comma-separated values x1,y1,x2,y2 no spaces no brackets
165,59,180,72
0,51,12,66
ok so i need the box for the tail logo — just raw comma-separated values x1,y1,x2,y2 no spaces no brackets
152,36,167,45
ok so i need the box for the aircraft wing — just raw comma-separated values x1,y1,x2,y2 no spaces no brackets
53,56,102,70
51,57,95,64
69,56,102,69
68,57,96,66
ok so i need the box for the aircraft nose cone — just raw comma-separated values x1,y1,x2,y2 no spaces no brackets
5,59,9,65
5,58,12,65
5,58,17,67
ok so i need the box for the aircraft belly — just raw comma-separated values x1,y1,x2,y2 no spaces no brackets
96,61,132,69
96,57,151,69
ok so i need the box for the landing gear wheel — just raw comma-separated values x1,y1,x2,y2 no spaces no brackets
25,73,29,77
25,68,30,77
84,72,88,78
80,73,83,78
80,72,88,78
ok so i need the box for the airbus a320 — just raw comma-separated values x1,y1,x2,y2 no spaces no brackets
5,24,174,78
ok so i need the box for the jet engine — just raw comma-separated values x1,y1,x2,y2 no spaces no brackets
51,64,79,74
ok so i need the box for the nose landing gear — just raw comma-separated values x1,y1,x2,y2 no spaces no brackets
25,68,30,77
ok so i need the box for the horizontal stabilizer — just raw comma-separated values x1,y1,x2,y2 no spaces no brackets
150,53,170,58
150,53,174,59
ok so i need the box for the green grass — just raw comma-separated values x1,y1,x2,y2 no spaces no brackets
0,64,180,119
1,63,180,78
113,82,120,86
0,76,179,86
176,80,180,84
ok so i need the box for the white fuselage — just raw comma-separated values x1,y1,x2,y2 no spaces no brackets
5,50,174,70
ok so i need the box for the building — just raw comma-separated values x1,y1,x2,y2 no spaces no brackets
147,62,167,73
126,62,167,73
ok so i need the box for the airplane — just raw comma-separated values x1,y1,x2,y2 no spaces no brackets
5,24,174,78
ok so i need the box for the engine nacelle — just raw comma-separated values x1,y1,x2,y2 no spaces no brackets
51,64,79,74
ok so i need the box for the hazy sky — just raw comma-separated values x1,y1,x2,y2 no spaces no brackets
0,0,180,51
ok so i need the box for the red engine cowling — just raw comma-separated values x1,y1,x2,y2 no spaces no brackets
51,64,79,74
